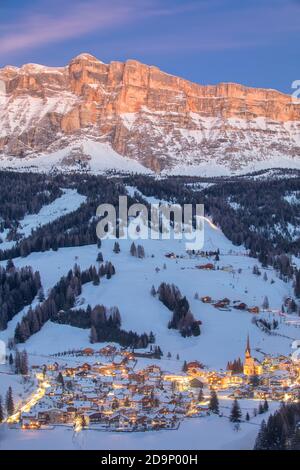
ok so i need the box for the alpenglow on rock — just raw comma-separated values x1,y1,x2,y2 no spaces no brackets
0,53,300,175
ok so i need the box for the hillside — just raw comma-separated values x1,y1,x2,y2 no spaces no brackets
0,172,299,450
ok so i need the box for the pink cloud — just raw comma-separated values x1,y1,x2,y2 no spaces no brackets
0,0,299,59
0,0,219,57
0,0,141,55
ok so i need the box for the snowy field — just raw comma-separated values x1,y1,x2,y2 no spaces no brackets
0,399,279,450
0,140,153,175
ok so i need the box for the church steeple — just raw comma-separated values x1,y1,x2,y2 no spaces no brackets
245,334,251,358
243,334,262,376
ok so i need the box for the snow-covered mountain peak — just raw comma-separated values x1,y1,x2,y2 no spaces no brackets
70,53,104,64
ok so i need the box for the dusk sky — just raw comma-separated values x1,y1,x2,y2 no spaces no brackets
0,0,299,93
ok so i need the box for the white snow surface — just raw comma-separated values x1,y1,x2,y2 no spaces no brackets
0,399,279,450
0,140,153,175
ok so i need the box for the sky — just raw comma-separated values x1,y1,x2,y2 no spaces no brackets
0,0,299,93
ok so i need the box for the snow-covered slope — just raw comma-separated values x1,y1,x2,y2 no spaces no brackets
0,213,297,368
0,141,152,175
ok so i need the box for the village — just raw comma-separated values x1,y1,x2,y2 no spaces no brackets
5,337,300,434
1,224,300,446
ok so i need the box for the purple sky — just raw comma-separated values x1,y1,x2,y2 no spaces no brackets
0,0,299,92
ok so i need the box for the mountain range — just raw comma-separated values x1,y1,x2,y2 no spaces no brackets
0,53,300,175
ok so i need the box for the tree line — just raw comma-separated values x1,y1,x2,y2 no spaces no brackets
254,402,300,450
226,358,243,374
0,171,62,234
0,259,41,330
156,283,201,337
13,263,116,343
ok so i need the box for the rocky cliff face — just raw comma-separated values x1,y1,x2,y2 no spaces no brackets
0,53,299,174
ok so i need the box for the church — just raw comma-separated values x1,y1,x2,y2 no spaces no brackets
243,335,263,376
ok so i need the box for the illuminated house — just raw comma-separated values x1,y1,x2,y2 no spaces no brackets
186,361,204,376
243,336,263,376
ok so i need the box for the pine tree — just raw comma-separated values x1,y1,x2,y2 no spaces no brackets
258,402,264,414
149,331,155,343
209,390,219,414
263,399,269,412
150,285,156,296
38,287,45,303
57,372,64,388
6,386,14,416
99,264,106,277
92,273,100,286
130,242,137,257
154,346,163,358
137,245,145,259
97,252,103,263
230,399,242,423
252,265,261,276
9,353,13,366
14,350,21,374
198,389,204,402
290,426,300,450
20,350,29,375
182,360,188,372
262,296,269,310
254,419,268,450
245,412,250,421
6,259,15,272
90,325,98,344
113,242,120,254
191,322,201,337
294,270,300,298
